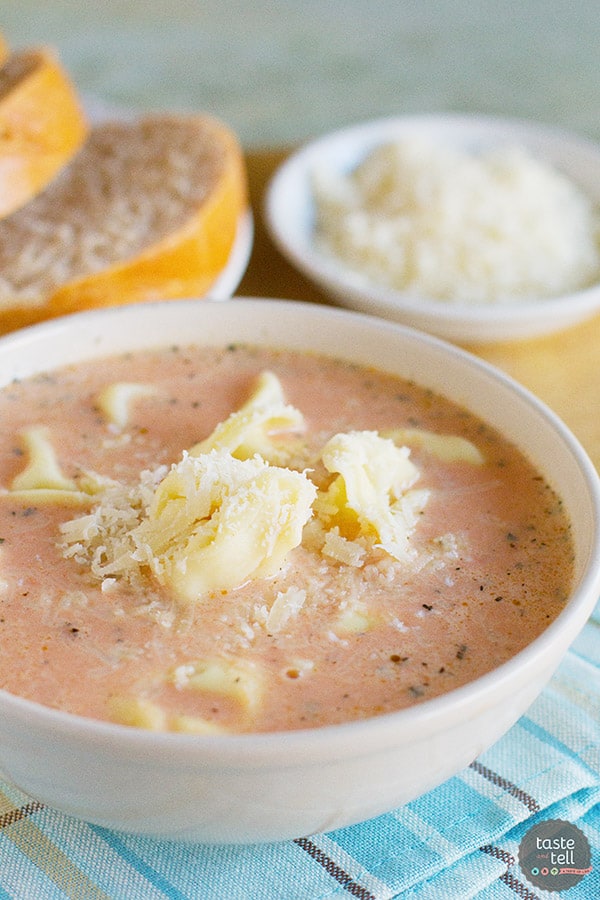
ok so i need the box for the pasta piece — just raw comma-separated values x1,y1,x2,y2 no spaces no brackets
383,427,484,464
314,430,429,560
169,715,228,735
4,487,95,506
108,695,228,734
96,382,159,431
10,426,76,492
4,428,109,506
133,450,316,603
190,370,305,464
109,696,167,731
170,657,263,714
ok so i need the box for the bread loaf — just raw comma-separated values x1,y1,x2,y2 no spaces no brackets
0,46,88,220
0,113,248,333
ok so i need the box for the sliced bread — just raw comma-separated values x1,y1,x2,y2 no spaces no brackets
0,113,248,333
0,46,88,219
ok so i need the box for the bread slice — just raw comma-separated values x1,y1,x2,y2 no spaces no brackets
0,113,248,333
0,46,88,219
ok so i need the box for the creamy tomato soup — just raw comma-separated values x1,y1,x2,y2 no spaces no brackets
0,345,573,733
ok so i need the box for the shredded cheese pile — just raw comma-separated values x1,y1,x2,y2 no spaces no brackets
3,370,485,608
313,137,600,304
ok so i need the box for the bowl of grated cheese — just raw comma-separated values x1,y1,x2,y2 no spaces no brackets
265,114,600,344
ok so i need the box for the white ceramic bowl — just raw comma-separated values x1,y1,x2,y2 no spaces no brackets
0,298,599,844
265,114,600,343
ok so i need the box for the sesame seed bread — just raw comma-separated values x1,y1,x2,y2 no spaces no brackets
0,113,248,333
0,46,88,220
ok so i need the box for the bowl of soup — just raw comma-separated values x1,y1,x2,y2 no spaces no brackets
0,296,598,843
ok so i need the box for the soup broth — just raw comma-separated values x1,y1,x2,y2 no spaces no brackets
0,344,573,733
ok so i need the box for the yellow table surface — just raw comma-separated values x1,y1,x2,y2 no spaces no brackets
239,148,600,473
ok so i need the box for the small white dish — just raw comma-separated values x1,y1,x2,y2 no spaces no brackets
265,114,600,343
207,210,254,299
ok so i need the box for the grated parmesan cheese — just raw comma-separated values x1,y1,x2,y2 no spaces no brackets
321,527,367,567
313,137,600,304
266,586,307,633
59,465,168,581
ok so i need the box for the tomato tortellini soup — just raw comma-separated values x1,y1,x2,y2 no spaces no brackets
0,344,573,733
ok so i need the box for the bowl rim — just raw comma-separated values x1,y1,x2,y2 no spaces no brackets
0,296,598,764
265,112,600,336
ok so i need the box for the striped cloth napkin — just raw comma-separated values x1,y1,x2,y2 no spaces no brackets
0,599,598,900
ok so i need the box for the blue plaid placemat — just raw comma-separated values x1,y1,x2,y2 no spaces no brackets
0,599,598,900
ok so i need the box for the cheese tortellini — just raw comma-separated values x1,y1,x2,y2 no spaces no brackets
109,657,263,733
314,430,430,561
132,451,316,603
5,427,98,506
96,382,159,431
190,370,305,465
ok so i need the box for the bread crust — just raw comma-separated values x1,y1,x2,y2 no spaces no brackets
0,47,88,219
0,114,248,333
